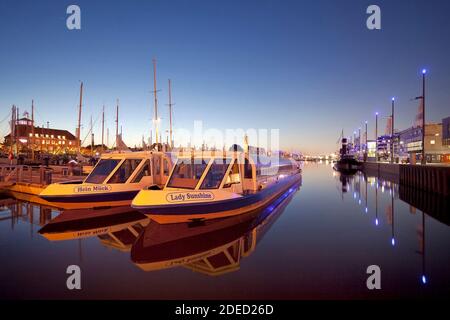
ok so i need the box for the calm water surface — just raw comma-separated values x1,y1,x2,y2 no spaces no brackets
1,163,449,299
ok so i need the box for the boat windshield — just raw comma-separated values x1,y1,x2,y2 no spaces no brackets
107,159,142,184
167,158,210,189
85,159,121,184
200,158,232,189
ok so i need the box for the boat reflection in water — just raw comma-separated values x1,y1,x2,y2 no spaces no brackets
35,180,301,270
131,182,301,276
38,206,149,249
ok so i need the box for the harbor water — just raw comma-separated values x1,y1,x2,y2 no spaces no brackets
1,162,449,299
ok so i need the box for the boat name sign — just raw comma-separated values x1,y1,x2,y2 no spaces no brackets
73,185,113,193
166,191,214,203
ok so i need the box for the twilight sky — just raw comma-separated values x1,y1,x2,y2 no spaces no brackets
1,0,449,154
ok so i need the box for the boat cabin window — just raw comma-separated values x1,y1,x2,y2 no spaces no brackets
200,158,232,189
223,161,241,188
108,159,142,184
85,159,121,184
131,159,151,183
167,158,210,189
257,157,295,177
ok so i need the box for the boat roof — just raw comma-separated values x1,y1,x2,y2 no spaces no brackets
174,150,296,166
99,150,173,160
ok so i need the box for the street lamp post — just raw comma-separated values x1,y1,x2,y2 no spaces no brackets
365,121,368,161
421,69,427,165
391,97,395,164
358,127,361,158
375,112,379,162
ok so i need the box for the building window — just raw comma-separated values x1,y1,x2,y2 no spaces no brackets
51,135,54,138
430,140,436,145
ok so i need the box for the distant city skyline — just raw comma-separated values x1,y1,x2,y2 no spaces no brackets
1,0,450,154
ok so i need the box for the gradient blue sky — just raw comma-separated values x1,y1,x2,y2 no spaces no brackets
1,0,449,154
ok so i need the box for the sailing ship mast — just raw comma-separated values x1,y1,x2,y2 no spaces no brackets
77,82,83,153
10,105,16,157
167,79,174,148
115,99,119,151
90,115,94,156
31,100,35,161
101,105,105,153
152,58,160,145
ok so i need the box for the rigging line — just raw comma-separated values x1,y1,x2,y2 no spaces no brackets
80,109,102,146
0,111,11,125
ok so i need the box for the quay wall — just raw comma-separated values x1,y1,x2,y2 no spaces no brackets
361,162,400,184
362,162,450,196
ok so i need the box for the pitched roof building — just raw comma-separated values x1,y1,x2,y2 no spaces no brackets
3,117,79,154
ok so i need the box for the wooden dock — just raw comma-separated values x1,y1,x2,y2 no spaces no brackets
0,165,86,196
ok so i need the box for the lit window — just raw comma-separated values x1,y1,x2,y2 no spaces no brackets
69,141,72,145
35,133,39,137
51,135,54,138
29,133,32,137
430,140,435,145
45,134,49,138
63,136,66,139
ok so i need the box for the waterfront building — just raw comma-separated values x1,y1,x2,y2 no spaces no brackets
443,116,450,146
397,123,446,163
376,135,393,161
3,116,79,155
441,116,450,162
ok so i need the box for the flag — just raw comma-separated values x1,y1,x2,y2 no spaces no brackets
385,116,392,135
413,97,424,128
